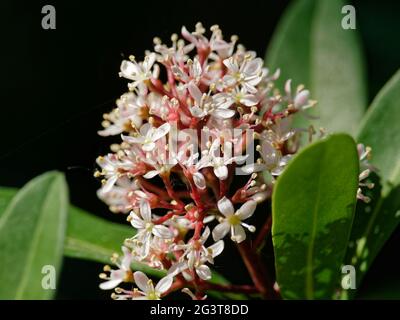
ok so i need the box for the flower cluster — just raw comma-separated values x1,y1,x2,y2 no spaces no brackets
95,23,318,300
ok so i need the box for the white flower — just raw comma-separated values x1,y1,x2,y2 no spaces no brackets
257,125,295,176
96,154,134,193
98,92,145,136
212,197,256,243
97,177,140,213
99,246,134,290
132,271,173,300
284,79,312,110
222,55,264,93
198,139,248,180
170,228,224,280
143,150,178,179
122,122,170,152
130,200,173,258
188,82,236,119
212,88,259,110
119,53,157,89
171,57,202,84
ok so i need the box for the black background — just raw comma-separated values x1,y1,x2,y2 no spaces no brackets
0,0,399,299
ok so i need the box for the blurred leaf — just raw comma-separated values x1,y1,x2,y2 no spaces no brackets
266,0,315,90
0,172,68,299
65,206,133,264
266,0,367,135
344,69,400,292
357,69,400,190
272,134,359,299
0,187,16,214
0,187,245,299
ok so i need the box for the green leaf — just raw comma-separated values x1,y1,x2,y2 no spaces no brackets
272,134,359,299
0,187,17,215
0,172,68,299
65,207,133,263
357,69,400,191
266,0,315,90
266,0,367,135
344,69,400,291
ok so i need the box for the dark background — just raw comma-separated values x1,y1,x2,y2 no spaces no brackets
0,0,399,299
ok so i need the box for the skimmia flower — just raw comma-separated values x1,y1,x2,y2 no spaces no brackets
122,122,170,152
95,23,322,300
99,246,134,290
132,272,173,300
212,197,257,243
129,200,173,258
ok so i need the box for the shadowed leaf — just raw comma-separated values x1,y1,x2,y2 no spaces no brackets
272,134,359,299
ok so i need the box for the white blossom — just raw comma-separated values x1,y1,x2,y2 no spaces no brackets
122,122,170,152
99,246,134,290
212,197,256,243
129,200,173,258
132,271,173,300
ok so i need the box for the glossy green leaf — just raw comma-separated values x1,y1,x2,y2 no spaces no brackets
266,0,367,135
272,134,359,299
344,69,400,292
0,172,68,299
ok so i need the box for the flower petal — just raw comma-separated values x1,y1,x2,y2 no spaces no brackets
213,108,236,119
217,197,234,216
155,275,173,294
130,213,145,229
102,175,118,194
142,141,156,152
196,265,211,280
214,165,228,180
143,170,159,179
99,279,123,290
240,94,259,106
193,172,206,189
231,225,246,243
212,221,230,241
236,200,257,220
188,82,203,105
151,123,171,141
208,240,224,258
294,90,310,108
120,60,139,79
153,225,173,239
140,200,152,222
134,271,150,293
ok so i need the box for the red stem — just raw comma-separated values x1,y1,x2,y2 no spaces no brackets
254,214,272,250
237,240,279,300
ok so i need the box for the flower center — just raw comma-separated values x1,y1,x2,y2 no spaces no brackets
145,222,154,232
213,157,224,167
228,214,241,225
147,291,158,300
